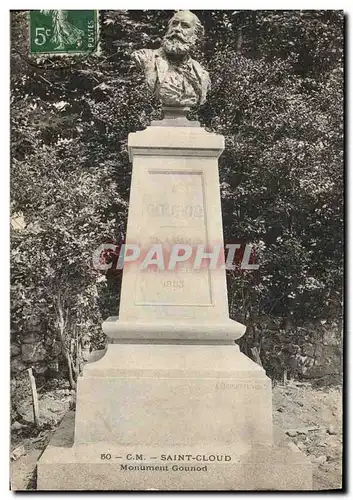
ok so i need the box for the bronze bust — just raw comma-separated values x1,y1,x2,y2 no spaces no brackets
132,10,210,108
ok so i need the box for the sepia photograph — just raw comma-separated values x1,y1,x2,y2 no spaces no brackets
10,8,343,491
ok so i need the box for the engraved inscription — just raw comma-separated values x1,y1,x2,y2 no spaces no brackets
215,382,268,390
163,280,184,289
150,236,203,245
152,307,195,318
147,203,203,218
135,169,213,306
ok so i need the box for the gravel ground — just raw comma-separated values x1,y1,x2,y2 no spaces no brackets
273,381,342,490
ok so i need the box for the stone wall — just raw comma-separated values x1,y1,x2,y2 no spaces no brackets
262,323,342,384
11,320,61,377
240,319,342,385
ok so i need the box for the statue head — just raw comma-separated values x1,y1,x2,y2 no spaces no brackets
162,10,204,57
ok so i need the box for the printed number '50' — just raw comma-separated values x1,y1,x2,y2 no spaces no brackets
35,27,51,46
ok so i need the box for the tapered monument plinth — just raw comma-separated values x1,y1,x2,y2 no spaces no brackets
103,125,245,341
37,123,312,490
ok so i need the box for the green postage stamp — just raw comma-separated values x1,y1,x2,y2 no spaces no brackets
29,10,99,55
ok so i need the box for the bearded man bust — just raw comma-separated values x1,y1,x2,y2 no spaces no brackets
132,10,210,108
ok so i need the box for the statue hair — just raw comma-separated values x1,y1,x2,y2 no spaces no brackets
167,10,205,42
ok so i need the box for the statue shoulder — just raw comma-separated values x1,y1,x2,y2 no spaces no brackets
131,48,156,69
191,59,211,88
191,58,210,80
191,58,211,105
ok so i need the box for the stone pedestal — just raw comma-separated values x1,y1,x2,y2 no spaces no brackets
37,123,312,490
103,125,245,341
74,344,272,446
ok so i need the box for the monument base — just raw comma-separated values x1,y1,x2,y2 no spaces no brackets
73,344,273,445
37,344,312,490
37,413,312,491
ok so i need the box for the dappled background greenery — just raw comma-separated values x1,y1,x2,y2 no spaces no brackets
10,10,343,385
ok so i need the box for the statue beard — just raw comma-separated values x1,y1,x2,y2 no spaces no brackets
162,33,197,57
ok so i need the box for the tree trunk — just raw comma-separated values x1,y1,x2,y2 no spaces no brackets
56,294,76,389
64,349,76,389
